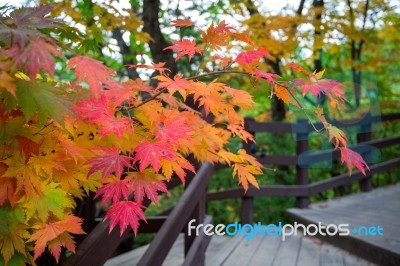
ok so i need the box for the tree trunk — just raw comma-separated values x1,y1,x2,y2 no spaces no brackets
142,0,178,77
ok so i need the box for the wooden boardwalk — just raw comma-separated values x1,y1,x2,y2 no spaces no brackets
105,233,374,266
288,183,400,266
105,184,400,266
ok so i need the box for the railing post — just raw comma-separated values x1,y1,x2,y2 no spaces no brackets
358,113,373,192
240,196,254,224
241,117,255,224
296,118,309,208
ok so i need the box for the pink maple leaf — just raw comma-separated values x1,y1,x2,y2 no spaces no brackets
253,70,281,84
235,48,271,65
340,147,369,175
95,179,131,204
133,141,176,172
104,201,146,236
128,174,167,204
67,56,119,98
87,147,132,178
164,39,202,61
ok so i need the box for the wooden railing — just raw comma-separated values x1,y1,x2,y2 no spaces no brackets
207,112,400,224
65,112,400,265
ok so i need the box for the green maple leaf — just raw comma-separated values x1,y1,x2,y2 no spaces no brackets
4,80,74,125
23,183,74,222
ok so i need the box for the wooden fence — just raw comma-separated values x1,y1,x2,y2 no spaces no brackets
63,112,400,266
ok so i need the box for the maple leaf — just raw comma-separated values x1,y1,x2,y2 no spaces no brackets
104,201,146,236
210,55,232,68
235,48,271,65
28,215,85,262
87,146,132,179
0,70,17,97
288,62,312,76
232,32,255,46
58,137,86,163
0,177,19,207
171,19,193,27
161,154,195,184
223,86,254,109
67,56,118,97
99,116,134,138
75,94,111,124
227,124,254,143
340,147,369,175
200,21,233,50
233,164,261,191
274,84,289,104
8,4,59,29
12,39,62,79
14,135,40,163
128,62,170,75
155,74,192,100
13,80,74,124
24,182,74,221
0,207,30,264
328,125,348,148
133,141,176,172
164,39,202,61
126,170,168,204
253,70,280,84
95,178,131,204
155,111,192,146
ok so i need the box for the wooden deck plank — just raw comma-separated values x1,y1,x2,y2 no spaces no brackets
287,184,400,266
296,236,321,266
320,242,346,266
271,234,302,266
205,234,245,266
221,234,264,266
247,235,282,265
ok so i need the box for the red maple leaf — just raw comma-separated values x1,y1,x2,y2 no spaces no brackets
253,70,280,84
340,147,369,175
104,201,146,236
171,19,193,27
294,79,345,103
67,56,119,97
126,172,168,204
75,94,111,124
235,48,271,65
99,116,134,138
14,135,40,162
87,147,132,179
155,111,192,146
164,39,202,61
133,141,176,172
95,178,131,204
12,39,62,79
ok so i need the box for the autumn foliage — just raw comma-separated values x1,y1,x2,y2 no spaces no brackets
0,5,368,265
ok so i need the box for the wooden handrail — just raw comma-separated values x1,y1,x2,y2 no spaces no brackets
138,162,214,266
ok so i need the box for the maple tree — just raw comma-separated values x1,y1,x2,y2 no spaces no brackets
0,4,370,265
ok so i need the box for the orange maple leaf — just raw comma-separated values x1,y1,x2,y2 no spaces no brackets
171,19,193,27
29,216,85,262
